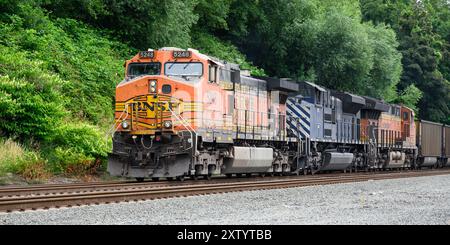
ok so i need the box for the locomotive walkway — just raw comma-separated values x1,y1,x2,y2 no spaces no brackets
0,169,449,213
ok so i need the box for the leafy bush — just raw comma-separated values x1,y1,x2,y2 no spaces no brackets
44,122,109,174
0,75,66,140
50,122,109,158
0,38,68,142
47,147,100,176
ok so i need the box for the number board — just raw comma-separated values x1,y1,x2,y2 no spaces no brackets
173,51,191,58
139,51,154,58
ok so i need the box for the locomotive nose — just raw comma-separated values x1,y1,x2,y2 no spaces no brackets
114,76,184,133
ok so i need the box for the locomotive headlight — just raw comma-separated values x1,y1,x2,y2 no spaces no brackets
121,120,129,129
163,120,172,129
149,80,157,93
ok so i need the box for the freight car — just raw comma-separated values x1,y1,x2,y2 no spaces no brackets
108,48,447,181
444,125,450,166
416,120,449,168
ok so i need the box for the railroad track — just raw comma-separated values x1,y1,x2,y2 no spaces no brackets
0,169,449,213
0,171,384,197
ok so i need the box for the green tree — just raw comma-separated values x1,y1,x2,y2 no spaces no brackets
361,0,450,123
225,0,403,101
397,2,450,123
194,0,233,32
365,23,402,100
313,12,374,93
390,84,423,114
40,0,199,49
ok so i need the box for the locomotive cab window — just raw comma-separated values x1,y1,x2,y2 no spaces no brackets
315,91,322,105
220,68,232,83
403,112,409,120
127,62,161,78
164,62,203,81
209,65,218,83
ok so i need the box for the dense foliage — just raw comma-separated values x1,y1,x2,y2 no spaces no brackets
360,0,450,122
0,0,449,179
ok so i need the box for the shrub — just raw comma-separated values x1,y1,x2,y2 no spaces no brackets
44,122,109,175
51,122,109,157
47,147,100,176
0,75,66,140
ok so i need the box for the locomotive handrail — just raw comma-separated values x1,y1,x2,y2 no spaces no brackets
167,105,196,153
108,102,131,140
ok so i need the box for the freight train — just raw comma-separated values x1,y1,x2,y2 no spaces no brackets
108,48,450,181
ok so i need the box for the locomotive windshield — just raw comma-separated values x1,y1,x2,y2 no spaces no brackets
127,62,161,78
164,62,203,78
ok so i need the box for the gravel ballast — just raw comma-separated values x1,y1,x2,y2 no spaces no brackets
1,174,449,225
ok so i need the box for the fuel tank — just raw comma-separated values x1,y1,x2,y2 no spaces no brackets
320,152,354,171
222,147,273,174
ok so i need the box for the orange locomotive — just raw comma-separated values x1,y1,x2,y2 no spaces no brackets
108,48,298,181
374,105,416,168
360,97,416,169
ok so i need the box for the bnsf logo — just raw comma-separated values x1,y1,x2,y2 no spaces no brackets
132,101,178,112
116,95,182,119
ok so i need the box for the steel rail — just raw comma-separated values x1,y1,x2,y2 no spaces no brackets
0,169,447,197
0,170,449,213
0,169,430,197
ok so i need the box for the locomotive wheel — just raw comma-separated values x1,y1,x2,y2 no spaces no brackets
246,173,252,178
176,176,185,182
205,174,212,180
260,173,266,178
192,175,199,180
151,177,159,182
167,177,174,181
136,177,144,182
226,173,232,178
